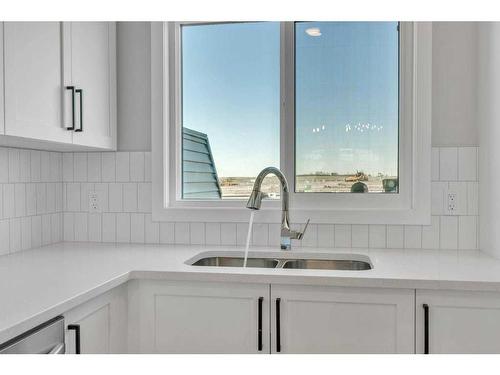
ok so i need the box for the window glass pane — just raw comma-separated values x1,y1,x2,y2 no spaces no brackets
295,22,399,193
181,22,280,199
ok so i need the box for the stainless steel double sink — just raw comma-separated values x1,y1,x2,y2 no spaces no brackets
191,254,372,271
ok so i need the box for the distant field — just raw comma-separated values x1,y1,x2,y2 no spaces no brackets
219,174,397,198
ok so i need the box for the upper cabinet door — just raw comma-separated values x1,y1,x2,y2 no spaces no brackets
67,22,116,150
3,22,72,143
0,23,5,135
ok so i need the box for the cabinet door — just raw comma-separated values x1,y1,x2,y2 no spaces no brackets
132,280,270,353
416,289,500,353
66,22,116,149
3,22,72,143
0,23,4,134
64,284,127,354
270,284,414,354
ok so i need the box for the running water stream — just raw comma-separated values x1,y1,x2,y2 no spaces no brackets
243,211,255,268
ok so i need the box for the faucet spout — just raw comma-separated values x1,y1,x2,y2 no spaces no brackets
246,167,308,250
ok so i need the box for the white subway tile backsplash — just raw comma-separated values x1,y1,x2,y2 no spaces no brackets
63,213,74,242
0,149,9,183
19,150,30,183
334,225,351,248
116,152,130,182
220,223,237,245
369,225,386,248
41,152,51,183
422,216,440,249
301,224,318,248
8,149,20,183
144,152,152,182
459,216,478,250
145,214,159,244
66,183,80,212
102,213,116,243
404,225,422,249
207,223,221,245
458,147,477,181
14,184,26,217
440,216,458,249
351,225,369,248
190,222,205,245
386,225,404,249
73,153,88,182
74,212,88,242
3,184,15,218
0,220,9,255
130,152,145,182
137,183,151,213
101,153,116,182
0,147,479,255
174,222,190,244
108,183,123,212
62,153,73,182
130,213,145,243
9,218,21,252
123,183,138,212
160,222,175,244
317,224,335,248
87,153,101,182
21,217,31,251
439,147,458,181
31,216,42,249
116,213,131,243
88,213,102,242
467,181,479,215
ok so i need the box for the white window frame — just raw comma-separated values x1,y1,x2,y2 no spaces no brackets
152,21,432,224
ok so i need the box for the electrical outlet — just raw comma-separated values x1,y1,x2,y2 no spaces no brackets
89,191,100,212
447,192,457,214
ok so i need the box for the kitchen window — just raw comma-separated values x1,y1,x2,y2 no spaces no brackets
151,22,431,224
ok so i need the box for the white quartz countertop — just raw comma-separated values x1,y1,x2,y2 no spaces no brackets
2,242,500,344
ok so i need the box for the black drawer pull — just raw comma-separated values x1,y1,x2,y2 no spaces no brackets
75,89,83,132
65,86,75,130
423,304,429,354
68,324,81,354
258,297,263,351
276,298,281,353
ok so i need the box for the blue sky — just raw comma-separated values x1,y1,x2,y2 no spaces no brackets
182,22,398,177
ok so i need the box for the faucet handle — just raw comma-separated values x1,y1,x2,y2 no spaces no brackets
296,219,310,240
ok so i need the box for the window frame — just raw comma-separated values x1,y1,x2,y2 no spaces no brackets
151,21,432,224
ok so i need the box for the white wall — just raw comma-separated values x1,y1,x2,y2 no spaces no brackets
117,22,151,152
116,21,480,151
478,23,500,257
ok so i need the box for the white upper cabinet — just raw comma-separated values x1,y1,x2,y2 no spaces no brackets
1,22,116,151
64,22,116,150
3,22,72,143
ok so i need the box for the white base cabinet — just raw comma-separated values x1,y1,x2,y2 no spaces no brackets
64,284,127,354
270,284,415,354
129,280,270,354
416,289,500,354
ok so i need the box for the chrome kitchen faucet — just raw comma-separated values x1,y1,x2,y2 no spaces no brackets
246,167,309,250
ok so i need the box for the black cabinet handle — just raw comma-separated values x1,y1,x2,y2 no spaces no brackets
65,86,75,130
276,298,281,353
68,324,81,354
75,89,83,132
423,304,429,354
258,297,263,351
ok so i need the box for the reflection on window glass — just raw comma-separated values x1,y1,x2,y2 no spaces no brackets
181,22,280,199
295,22,399,193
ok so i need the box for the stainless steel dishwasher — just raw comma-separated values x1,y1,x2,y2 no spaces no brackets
0,316,65,354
